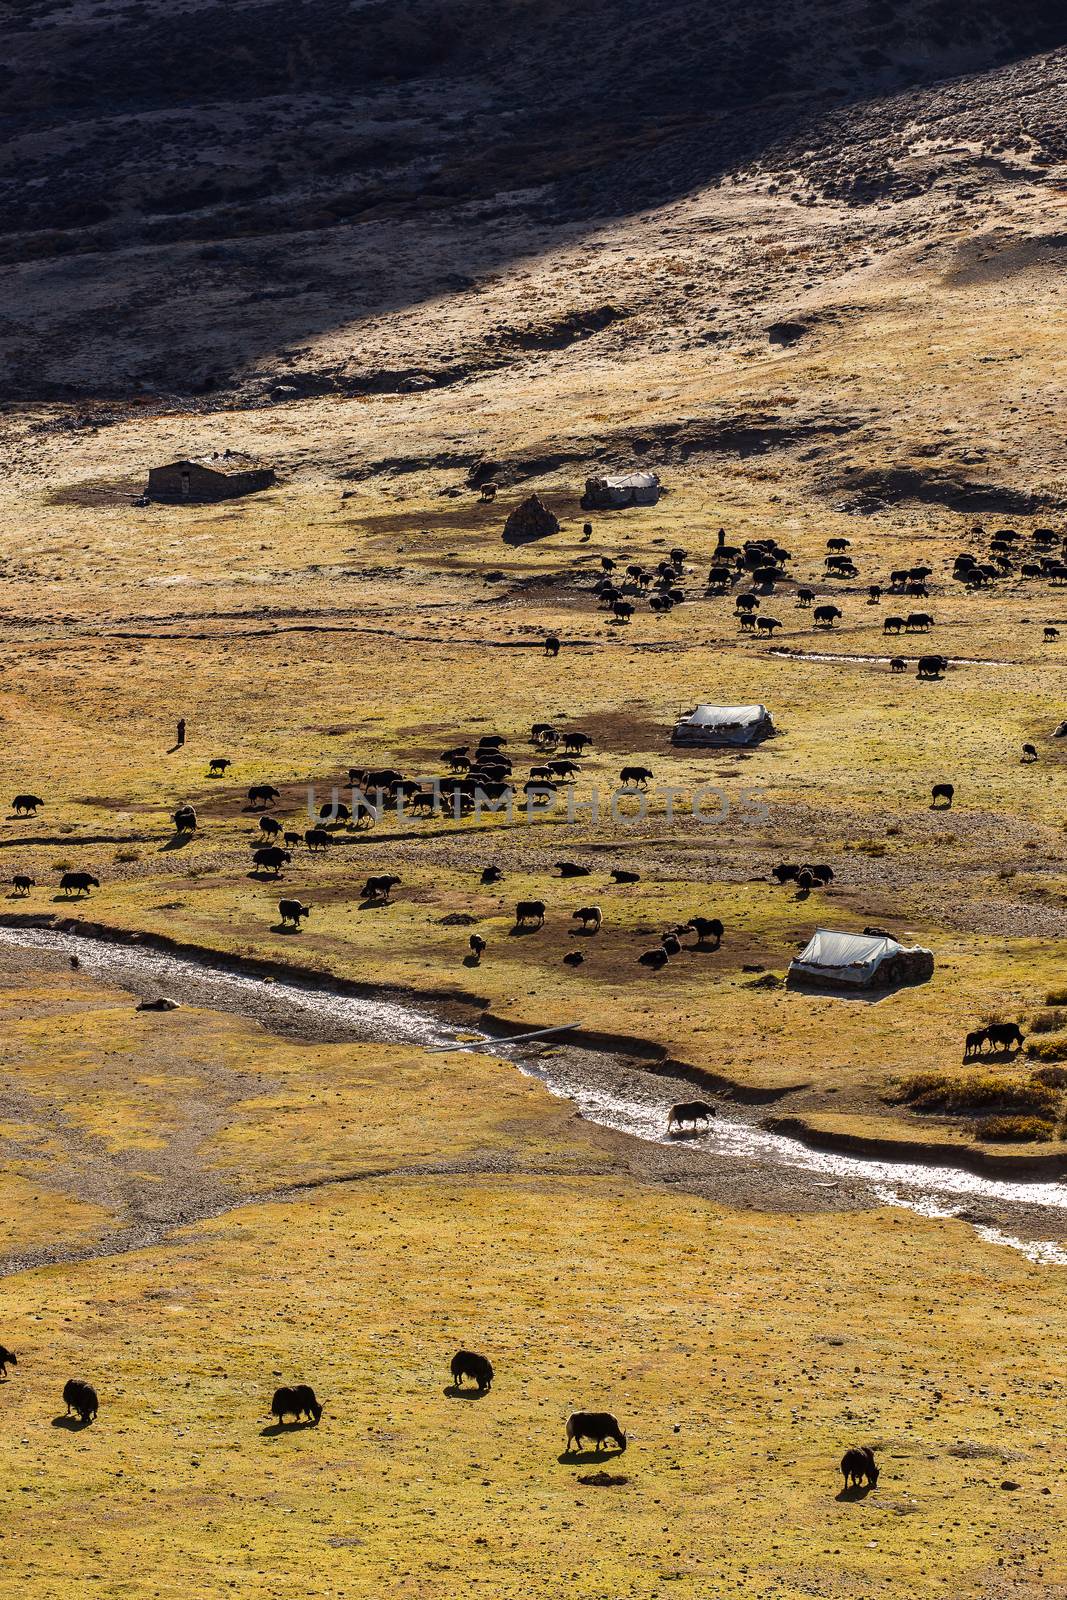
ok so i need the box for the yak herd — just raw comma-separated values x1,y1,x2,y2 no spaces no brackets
0,1339,879,1489
592,522,1066,692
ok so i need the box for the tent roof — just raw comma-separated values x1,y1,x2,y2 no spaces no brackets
793,928,902,970
679,703,768,728
589,471,659,490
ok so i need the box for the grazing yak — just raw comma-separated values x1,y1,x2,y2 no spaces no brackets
756,616,781,636
362,874,401,903
883,616,904,634
1044,626,1060,643
771,863,800,884
964,1028,988,1059
985,1021,1024,1051
173,805,197,833
890,657,906,673
565,1411,626,1454
917,655,948,679
0,1344,16,1377
320,801,351,824
613,600,634,622
259,815,283,838
572,906,603,932
563,950,584,966
736,594,759,613
661,933,682,956
668,1100,716,1131
611,868,640,884
12,794,44,815
60,872,99,897
868,585,882,602
207,758,231,776
271,1384,323,1424
480,864,504,885
685,916,724,947
136,997,181,1012
738,613,756,631
931,783,954,808
451,1350,494,1392
12,875,34,895
638,948,669,971
556,862,590,878
305,828,331,852
544,635,561,657
562,733,593,754
619,765,654,787
515,900,546,927
1022,743,1038,762
796,588,815,607
813,605,841,628
905,612,933,632
252,847,290,877
248,784,280,808
469,934,487,961
63,1378,98,1424
841,1447,879,1489
279,900,310,927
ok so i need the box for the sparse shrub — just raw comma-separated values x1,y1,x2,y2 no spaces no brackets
890,1071,1060,1117
1033,1065,1067,1089
1045,988,1067,1006
1024,1037,1067,1063
52,859,72,872
114,850,140,864
975,1115,1056,1143
1029,1009,1067,1034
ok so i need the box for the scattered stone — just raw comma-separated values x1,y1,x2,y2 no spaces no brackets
576,1471,628,1487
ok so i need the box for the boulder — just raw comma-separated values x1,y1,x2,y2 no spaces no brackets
502,495,560,545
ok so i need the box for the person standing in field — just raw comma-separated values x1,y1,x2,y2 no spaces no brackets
176,718,186,748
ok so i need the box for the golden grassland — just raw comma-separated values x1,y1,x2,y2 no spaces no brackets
0,455,1065,1153
0,970,1064,1600
0,169,1066,1598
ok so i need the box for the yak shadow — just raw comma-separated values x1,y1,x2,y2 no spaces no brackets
52,1414,93,1431
269,922,303,935
667,1125,709,1141
259,1419,319,1437
557,1448,626,1466
160,831,193,851
462,953,482,968
981,1044,1023,1061
443,1384,490,1401
357,897,392,912
508,923,543,937
836,1482,875,1502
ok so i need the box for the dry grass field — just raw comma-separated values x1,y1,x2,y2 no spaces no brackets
1,5,1066,1595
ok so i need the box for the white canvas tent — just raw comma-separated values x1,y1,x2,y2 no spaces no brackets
581,471,661,509
788,928,934,989
670,703,774,747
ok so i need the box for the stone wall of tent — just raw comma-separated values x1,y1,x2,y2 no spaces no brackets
787,928,934,989
670,703,774,747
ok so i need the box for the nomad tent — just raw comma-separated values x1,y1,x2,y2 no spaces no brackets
670,703,774,747
581,471,661,509
788,928,934,990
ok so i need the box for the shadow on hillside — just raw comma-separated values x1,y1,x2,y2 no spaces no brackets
3,0,1063,403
